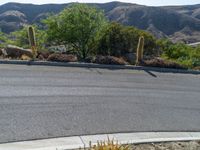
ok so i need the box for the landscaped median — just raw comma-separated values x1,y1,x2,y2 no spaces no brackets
0,132,200,150
1,45,199,72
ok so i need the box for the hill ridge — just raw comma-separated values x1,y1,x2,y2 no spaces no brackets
0,2,200,43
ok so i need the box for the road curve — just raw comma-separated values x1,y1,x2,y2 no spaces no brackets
0,64,200,143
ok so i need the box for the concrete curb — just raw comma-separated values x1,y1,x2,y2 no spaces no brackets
0,132,200,150
0,59,199,74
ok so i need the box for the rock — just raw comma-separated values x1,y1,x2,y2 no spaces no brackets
4,45,33,58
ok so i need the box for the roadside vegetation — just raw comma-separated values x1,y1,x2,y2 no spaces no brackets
80,140,200,150
0,4,199,70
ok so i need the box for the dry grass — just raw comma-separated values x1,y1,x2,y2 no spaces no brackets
81,139,130,150
20,54,32,60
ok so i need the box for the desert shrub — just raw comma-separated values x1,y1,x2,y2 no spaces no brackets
47,53,77,62
37,51,53,60
97,22,157,57
0,31,11,48
94,55,128,65
97,22,125,56
85,140,130,150
157,39,200,68
143,58,185,69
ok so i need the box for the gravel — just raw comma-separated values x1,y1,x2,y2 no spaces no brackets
130,141,200,150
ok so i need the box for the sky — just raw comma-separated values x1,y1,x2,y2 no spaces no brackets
0,0,199,6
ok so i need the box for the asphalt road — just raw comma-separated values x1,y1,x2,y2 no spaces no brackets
0,64,200,143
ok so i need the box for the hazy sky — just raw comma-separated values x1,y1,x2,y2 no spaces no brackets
0,0,199,6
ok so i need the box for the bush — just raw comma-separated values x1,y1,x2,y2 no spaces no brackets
97,22,157,57
194,66,200,70
86,139,130,150
47,53,78,62
0,31,10,48
94,55,128,65
143,58,185,69
157,39,200,68
37,51,52,60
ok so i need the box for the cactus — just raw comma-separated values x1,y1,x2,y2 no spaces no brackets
136,36,144,65
28,26,37,59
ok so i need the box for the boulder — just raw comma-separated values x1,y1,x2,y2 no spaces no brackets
4,45,33,58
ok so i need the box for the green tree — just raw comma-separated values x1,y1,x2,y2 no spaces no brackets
44,4,107,59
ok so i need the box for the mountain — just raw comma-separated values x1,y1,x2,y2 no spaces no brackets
164,4,200,20
0,1,200,43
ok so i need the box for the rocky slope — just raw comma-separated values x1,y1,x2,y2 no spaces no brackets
0,1,200,43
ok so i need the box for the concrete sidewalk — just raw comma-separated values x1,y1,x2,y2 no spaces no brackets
0,132,200,150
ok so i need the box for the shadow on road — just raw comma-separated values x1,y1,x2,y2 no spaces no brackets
144,70,157,77
104,66,200,75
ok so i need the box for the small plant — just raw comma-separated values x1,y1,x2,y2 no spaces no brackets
136,36,144,65
82,138,130,150
28,26,37,59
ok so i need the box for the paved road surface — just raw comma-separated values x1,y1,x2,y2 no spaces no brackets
0,64,200,143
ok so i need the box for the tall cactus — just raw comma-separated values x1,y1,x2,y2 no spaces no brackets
28,26,37,59
136,36,144,65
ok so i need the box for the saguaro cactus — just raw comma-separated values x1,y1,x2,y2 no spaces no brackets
28,26,37,59
136,36,144,65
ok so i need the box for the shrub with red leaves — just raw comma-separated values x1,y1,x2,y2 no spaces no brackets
194,66,200,70
143,58,185,69
37,51,53,60
94,55,129,65
47,53,78,62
